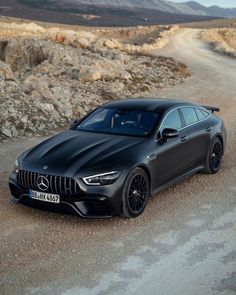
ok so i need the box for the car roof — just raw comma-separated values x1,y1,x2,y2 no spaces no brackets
103,98,197,113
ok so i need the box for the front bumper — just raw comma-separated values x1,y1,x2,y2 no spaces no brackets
9,171,123,218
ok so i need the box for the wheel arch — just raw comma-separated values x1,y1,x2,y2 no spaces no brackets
215,134,224,154
136,164,152,192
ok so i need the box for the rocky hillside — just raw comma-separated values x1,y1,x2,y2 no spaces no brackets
0,22,190,141
200,28,236,58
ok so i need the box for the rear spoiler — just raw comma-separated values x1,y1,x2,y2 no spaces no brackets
202,105,220,113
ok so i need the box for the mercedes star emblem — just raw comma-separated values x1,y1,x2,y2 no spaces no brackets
37,175,49,191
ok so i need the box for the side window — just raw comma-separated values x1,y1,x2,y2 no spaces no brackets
161,109,182,131
181,107,198,126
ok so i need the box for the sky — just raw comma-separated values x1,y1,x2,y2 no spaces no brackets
170,0,236,8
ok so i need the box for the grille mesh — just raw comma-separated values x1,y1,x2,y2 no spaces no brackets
17,170,80,195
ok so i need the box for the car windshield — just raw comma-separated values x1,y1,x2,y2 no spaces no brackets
76,107,160,137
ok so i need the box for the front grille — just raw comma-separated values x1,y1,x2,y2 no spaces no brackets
17,170,80,195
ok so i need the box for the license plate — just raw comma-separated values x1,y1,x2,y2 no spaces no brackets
29,190,60,204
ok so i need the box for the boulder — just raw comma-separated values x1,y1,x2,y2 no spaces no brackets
92,60,132,81
2,39,48,72
79,60,132,82
1,123,18,138
1,127,12,138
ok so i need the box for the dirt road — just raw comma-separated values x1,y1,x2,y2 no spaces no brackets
0,28,236,295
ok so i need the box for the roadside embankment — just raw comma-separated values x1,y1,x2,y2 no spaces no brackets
200,28,236,58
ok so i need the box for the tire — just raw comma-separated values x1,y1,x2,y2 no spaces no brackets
121,167,150,218
203,137,223,174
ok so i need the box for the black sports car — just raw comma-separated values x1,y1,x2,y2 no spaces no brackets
9,99,227,218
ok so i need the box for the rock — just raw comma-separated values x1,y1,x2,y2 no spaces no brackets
79,60,132,82
79,66,102,82
22,76,51,99
1,127,12,138
3,38,27,72
92,39,106,54
104,39,121,49
11,126,19,137
90,60,132,82
140,84,151,92
55,32,66,44
41,103,55,113
0,40,8,60
0,60,15,81
3,38,48,72
77,37,91,49
62,54,74,66
77,31,96,47
1,121,19,137
54,30,96,49
114,82,125,92
56,102,73,118
20,116,28,124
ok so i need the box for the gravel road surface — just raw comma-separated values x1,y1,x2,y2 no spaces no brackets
0,28,236,295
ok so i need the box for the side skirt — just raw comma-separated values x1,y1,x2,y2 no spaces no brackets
151,166,204,196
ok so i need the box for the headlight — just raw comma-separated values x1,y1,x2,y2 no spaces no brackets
14,159,19,173
82,171,120,186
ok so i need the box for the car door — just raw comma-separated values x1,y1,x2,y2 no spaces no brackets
180,107,212,169
150,109,191,189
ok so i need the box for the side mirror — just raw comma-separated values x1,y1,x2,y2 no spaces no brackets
70,120,79,130
162,128,179,139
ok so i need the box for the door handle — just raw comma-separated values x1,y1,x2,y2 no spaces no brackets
181,135,188,142
147,153,157,160
206,127,212,132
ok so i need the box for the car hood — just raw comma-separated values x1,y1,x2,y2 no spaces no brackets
22,130,147,176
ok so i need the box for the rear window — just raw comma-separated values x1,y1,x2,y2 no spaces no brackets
181,107,198,126
195,108,209,120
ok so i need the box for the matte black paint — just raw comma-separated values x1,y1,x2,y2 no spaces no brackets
9,99,227,218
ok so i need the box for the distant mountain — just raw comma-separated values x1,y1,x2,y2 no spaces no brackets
184,1,236,17
0,0,217,27
54,0,236,17
56,0,201,15
3,0,236,28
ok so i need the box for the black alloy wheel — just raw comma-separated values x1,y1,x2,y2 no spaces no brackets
204,137,223,174
122,168,149,218
210,140,223,172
